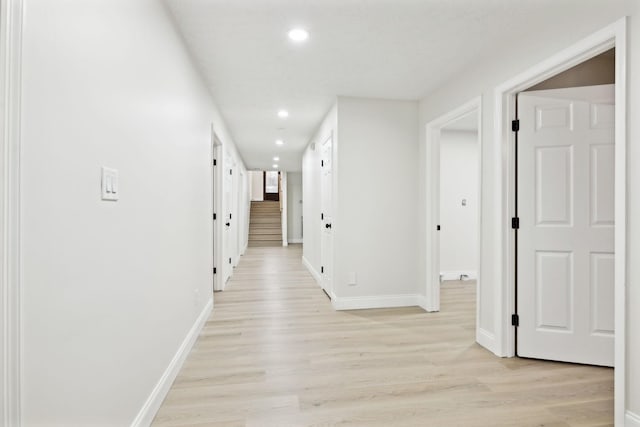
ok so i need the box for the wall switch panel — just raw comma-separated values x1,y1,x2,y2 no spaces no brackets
348,272,357,286
101,167,119,201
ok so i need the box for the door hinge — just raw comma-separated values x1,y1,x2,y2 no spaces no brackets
213,159,217,166
321,213,324,220
213,213,217,220
511,119,520,132
230,213,232,219
213,267,217,274
511,217,520,229
511,314,519,327
437,225,441,231
229,169,233,175
321,160,324,167
321,266,324,274
229,258,232,264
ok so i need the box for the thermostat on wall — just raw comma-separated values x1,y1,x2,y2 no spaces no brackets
101,167,119,201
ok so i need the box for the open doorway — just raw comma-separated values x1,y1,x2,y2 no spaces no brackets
439,111,480,283
248,170,284,247
437,110,481,325
424,98,481,334
263,171,280,201
514,51,615,366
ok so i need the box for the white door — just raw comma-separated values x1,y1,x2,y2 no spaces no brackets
320,135,333,297
518,85,614,366
223,150,234,284
212,149,217,292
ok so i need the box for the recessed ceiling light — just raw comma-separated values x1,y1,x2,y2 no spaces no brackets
278,110,289,118
275,139,284,145
273,164,279,169
273,156,280,161
288,28,309,42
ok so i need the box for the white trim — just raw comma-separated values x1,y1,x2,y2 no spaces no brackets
212,139,224,292
493,18,626,424
416,294,428,311
130,299,212,427
626,411,640,427
332,294,423,311
476,328,498,355
0,0,23,425
439,270,478,281
302,256,322,286
424,97,482,318
288,238,302,244
320,131,335,297
281,172,287,246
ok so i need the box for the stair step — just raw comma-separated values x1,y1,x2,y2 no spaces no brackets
249,228,281,234
249,234,282,241
248,240,282,247
251,218,281,224
249,200,283,243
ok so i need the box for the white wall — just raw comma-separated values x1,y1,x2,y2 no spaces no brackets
249,170,263,201
287,172,303,243
439,130,478,279
20,0,246,425
334,97,419,300
417,1,640,418
302,103,336,277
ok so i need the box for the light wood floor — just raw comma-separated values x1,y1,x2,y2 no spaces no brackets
152,245,613,427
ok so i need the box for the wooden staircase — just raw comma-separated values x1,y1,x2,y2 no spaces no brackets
248,201,282,247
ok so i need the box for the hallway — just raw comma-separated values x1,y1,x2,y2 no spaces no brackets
151,246,613,426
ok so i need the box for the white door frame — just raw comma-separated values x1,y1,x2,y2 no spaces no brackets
1,0,23,425
212,134,224,292
424,97,482,320
320,132,334,299
494,18,626,424
281,172,288,246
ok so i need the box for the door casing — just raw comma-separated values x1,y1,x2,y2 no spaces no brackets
1,0,24,424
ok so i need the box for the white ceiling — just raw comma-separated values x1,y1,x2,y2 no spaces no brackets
164,0,610,172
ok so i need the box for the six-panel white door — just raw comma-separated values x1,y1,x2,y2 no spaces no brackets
518,85,615,366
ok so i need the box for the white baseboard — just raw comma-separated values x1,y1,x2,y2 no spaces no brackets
627,411,640,426
288,238,303,244
440,270,478,281
332,294,422,311
302,256,322,286
131,299,213,427
416,294,428,311
476,327,499,356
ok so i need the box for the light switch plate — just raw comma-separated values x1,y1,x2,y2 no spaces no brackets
101,167,119,201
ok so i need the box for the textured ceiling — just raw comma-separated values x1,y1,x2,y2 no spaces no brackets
164,0,622,171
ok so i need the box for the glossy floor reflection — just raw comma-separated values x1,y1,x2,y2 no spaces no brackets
152,245,613,427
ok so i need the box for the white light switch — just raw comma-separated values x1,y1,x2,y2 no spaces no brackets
347,272,357,286
101,167,119,201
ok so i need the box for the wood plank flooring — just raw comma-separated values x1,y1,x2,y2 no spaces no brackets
152,245,613,427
